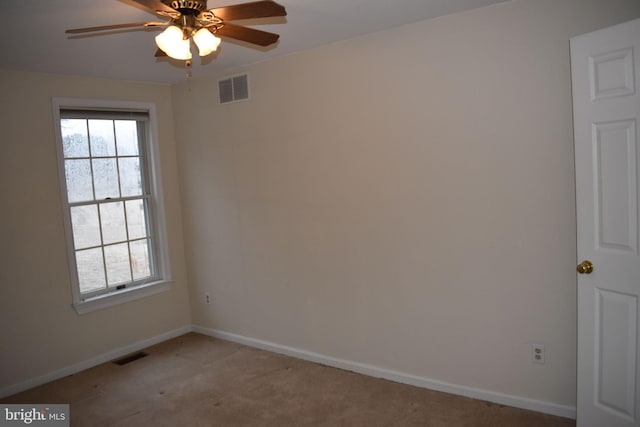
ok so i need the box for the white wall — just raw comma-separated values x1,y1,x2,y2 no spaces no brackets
0,70,192,392
173,0,640,411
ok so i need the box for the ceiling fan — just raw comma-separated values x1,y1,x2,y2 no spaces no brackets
66,0,287,61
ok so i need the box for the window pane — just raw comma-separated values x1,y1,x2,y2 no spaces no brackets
88,120,116,157
105,243,132,285
119,158,142,197
115,120,139,156
61,119,89,158
126,199,148,240
70,205,101,249
65,159,93,202
93,159,120,199
130,239,152,280
57,107,162,305
76,248,106,293
100,202,127,244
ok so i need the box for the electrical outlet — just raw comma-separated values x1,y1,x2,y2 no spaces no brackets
532,344,545,364
205,294,210,304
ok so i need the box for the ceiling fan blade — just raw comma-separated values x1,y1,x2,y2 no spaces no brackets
129,0,178,14
214,23,280,46
65,21,167,34
155,48,168,57
210,1,286,21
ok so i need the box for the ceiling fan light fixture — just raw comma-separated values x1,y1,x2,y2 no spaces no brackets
193,28,221,56
65,1,287,65
155,25,192,60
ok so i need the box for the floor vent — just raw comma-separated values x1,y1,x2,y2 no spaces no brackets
113,351,148,366
218,74,249,104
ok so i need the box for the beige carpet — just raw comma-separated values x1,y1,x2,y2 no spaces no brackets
3,333,575,426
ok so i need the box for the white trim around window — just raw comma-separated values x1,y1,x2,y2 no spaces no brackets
52,98,172,314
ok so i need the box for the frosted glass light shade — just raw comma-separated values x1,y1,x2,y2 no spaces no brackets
193,28,221,57
155,26,192,60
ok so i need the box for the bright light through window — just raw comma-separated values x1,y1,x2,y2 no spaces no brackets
54,101,170,313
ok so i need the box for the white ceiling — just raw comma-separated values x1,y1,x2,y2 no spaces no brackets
0,0,508,84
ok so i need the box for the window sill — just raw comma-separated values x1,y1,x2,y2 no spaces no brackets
73,280,171,315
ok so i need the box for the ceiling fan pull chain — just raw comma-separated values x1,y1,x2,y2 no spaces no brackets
185,59,193,91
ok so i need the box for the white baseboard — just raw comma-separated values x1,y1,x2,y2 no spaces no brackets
0,325,192,399
192,325,576,420
1,324,577,420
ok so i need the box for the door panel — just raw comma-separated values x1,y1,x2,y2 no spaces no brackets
572,18,640,427
594,119,637,253
589,47,635,100
596,289,637,421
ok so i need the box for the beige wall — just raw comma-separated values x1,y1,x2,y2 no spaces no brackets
173,0,640,408
0,70,191,390
2,0,640,412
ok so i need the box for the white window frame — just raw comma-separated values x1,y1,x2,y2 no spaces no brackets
52,98,172,315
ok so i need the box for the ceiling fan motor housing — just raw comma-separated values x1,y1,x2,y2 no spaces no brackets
166,0,208,14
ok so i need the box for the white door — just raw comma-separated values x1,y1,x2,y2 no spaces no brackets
572,18,640,427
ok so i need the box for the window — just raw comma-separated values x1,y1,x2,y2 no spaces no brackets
53,99,170,314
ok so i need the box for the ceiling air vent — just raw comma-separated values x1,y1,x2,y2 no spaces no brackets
218,74,249,104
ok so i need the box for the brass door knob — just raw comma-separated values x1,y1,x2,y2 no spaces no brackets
577,260,594,274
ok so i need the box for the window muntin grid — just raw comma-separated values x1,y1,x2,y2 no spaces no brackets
60,115,157,298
